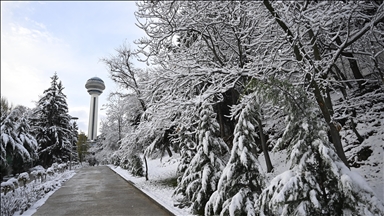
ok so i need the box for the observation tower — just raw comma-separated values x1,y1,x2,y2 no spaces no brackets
85,77,105,141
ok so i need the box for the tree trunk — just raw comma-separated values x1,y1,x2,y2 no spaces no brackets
335,37,365,87
349,109,364,143
118,117,121,141
217,103,225,138
350,118,364,144
256,117,273,173
144,155,149,181
166,147,173,157
312,81,350,167
343,54,365,88
324,86,334,117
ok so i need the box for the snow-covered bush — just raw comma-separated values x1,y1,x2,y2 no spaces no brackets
1,180,15,195
128,154,144,177
30,170,38,182
110,153,121,166
29,166,46,182
37,170,46,182
119,155,130,170
51,163,58,171
17,172,30,187
1,167,75,216
46,167,55,176
118,154,144,177
9,177,19,188
58,163,68,172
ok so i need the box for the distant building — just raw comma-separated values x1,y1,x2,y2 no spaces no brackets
85,77,105,141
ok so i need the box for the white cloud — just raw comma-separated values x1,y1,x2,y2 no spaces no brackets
25,17,46,29
2,22,68,105
2,21,91,133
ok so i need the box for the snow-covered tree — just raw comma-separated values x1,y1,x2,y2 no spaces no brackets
31,73,72,167
175,125,197,179
255,85,384,215
110,120,154,178
1,96,13,119
134,1,266,144
206,95,265,216
259,1,384,167
1,106,38,178
93,94,143,166
174,101,228,214
69,120,79,162
94,2,384,214
76,132,88,164
13,109,38,173
258,115,384,215
101,42,147,111
133,1,384,167
103,94,142,145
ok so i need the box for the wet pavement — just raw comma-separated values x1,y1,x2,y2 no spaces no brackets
33,166,173,216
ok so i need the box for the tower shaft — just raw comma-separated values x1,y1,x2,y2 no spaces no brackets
88,94,99,141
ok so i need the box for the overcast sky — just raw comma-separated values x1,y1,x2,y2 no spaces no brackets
1,1,146,134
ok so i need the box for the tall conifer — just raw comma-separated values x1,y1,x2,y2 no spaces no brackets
174,102,228,214
31,73,72,167
206,96,265,216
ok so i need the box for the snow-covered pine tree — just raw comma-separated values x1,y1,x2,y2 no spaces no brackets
31,73,72,167
174,101,228,214
13,110,38,173
205,94,265,216
1,107,37,177
255,86,384,216
175,125,197,180
1,96,13,119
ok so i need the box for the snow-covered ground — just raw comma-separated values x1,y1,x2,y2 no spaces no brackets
335,88,384,202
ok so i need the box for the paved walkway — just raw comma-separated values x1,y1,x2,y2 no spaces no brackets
33,166,173,216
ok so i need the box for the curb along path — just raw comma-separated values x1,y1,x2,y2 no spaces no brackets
33,166,174,216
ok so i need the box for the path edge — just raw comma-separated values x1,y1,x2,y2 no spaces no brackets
107,165,177,216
